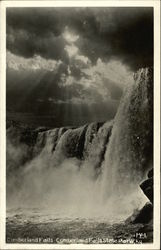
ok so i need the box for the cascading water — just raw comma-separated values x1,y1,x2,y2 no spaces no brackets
6,68,153,222
100,68,153,216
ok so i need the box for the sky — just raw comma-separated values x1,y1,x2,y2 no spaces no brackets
6,7,153,127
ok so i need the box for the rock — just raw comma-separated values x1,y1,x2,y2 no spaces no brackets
133,202,153,224
126,202,153,224
137,219,153,243
140,178,153,203
126,169,153,227
147,168,153,178
140,168,153,203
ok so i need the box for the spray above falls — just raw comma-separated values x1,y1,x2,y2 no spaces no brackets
6,68,153,221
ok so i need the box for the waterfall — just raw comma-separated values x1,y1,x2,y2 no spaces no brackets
100,68,153,212
6,68,153,220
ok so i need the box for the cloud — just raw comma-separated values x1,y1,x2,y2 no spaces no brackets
83,59,133,87
7,51,62,71
65,44,78,58
63,27,79,43
7,50,132,108
7,7,153,71
7,51,130,126
7,26,68,61
75,8,153,70
75,54,90,65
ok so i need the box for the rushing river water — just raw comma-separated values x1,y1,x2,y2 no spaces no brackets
7,207,152,244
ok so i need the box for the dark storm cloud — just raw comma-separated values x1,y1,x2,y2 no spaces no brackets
7,26,68,61
7,7,153,71
74,8,153,70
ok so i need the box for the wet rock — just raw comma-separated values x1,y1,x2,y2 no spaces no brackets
140,168,153,203
127,168,153,226
126,202,153,224
147,168,153,178
140,178,153,203
133,202,153,224
137,219,153,242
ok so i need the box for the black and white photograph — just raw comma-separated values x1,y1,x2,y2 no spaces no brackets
0,1,160,249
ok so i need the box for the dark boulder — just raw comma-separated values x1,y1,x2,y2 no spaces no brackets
125,202,153,224
126,168,154,225
140,178,153,203
140,168,153,203
147,168,153,178
132,202,153,224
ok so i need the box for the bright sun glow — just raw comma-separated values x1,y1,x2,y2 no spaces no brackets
65,44,78,58
63,27,79,43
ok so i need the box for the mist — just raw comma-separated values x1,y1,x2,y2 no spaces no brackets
7,141,147,223
7,69,152,222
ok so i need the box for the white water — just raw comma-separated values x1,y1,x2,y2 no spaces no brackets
7,68,152,222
